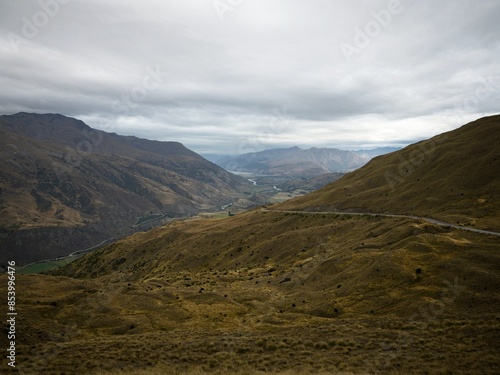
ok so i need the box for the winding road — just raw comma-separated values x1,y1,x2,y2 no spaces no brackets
261,209,500,237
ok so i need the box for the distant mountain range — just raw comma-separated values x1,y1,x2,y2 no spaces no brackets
0,113,248,265
207,146,400,177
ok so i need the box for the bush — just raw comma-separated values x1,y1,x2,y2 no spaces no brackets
314,341,329,350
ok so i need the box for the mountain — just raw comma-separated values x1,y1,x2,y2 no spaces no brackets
215,146,370,177
0,112,248,265
12,115,500,374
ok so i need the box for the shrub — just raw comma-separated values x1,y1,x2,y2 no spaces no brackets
314,341,329,350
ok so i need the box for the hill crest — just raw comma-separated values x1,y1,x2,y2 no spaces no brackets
279,115,500,231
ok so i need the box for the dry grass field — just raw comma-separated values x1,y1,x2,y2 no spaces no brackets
6,211,500,374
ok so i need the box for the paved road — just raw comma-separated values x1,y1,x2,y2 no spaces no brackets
261,209,500,237
68,237,116,257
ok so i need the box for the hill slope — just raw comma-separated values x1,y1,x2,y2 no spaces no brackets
11,115,500,374
280,115,500,231
0,113,248,265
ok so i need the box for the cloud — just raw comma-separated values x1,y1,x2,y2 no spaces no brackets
0,0,498,154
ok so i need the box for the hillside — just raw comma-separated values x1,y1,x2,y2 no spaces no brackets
0,113,249,265
8,115,500,374
216,146,369,177
280,115,500,231
276,172,346,192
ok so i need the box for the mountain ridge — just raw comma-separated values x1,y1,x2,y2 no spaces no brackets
216,146,370,177
0,112,249,265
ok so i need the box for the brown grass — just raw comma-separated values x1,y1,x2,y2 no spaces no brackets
280,115,500,231
8,211,500,374
5,116,500,375
95,370,361,375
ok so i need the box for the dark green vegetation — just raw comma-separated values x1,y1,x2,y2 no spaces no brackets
17,259,71,274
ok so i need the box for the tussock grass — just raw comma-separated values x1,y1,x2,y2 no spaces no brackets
95,369,361,375
279,115,500,231
13,116,500,375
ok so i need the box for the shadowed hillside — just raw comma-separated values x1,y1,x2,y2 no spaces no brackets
7,115,500,374
0,113,249,265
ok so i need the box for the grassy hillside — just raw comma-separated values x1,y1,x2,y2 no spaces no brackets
16,209,500,374
52,208,500,316
280,115,500,231
8,115,500,374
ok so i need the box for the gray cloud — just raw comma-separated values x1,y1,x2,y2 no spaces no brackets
1,0,498,154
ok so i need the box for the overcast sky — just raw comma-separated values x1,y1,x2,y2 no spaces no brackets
1,0,499,154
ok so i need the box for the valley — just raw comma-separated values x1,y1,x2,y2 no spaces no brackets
2,1,499,373
2,115,499,374
0,114,352,270
0,113,261,267
13,170,340,275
